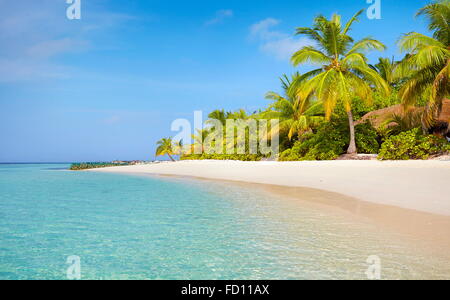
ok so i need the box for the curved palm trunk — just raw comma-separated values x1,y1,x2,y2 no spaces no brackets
347,110,357,154
167,154,176,162
421,106,430,135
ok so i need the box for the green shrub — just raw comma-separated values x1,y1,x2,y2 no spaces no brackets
378,128,450,160
279,119,380,161
355,122,381,154
70,162,129,170
334,92,401,120
181,153,263,161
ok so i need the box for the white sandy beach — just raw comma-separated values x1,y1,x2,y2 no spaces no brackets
90,160,450,216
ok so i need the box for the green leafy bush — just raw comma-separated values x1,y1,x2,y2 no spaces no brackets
70,162,130,170
355,122,381,154
334,92,401,120
181,153,263,161
370,91,402,110
279,119,380,161
279,131,344,161
378,128,450,160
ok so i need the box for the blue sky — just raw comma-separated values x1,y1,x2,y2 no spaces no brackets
0,0,430,162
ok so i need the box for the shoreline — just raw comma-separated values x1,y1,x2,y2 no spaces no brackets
152,173,450,248
88,160,450,249
88,160,450,216
88,161,450,247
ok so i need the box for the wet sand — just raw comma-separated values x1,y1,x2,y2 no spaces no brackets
89,160,450,215
89,160,450,249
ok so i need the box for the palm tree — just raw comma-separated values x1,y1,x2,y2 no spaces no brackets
191,129,209,154
396,0,450,128
227,109,249,120
207,110,228,126
205,109,252,153
206,109,250,127
262,73,324,140
173,139,184,156
155,138,176,161
291,10,389,154
371,57,401,88
385,109,423,136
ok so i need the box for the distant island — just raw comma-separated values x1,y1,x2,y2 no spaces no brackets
70,161,147,170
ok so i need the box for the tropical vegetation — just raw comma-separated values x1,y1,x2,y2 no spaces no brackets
70,162,133,171
378,128,450,160
157,1,450,162
396,0,450,128
156,138,179,161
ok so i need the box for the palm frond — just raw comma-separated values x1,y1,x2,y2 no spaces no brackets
346,37,386,56
291,46,331,66
416,0,450,45
342,9,364,35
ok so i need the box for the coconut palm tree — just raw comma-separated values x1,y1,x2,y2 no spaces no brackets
206,109,250,127
191,129,209,154
207,110,228,126
155,138,176,161
385,109,424,136
396,0,450,128
291,10,390,154
227,109,249,120
371,57,402,88
205,109,252,152
173,139,184,156
262,73,324,140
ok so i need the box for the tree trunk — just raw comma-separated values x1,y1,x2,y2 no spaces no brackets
167,154,176,162
347,110,357,155
421,104,431,135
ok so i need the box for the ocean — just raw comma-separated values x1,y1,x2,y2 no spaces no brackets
0,163,449,279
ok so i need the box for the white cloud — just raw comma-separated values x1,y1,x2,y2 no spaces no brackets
250,18,283,40
250,18,311,61
0,59,69,82
0,1,138,83
261,37,311,60
205,9,233,26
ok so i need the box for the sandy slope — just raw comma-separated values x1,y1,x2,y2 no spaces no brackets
89,160,450,216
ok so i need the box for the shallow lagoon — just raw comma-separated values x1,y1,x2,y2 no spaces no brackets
0,164,449,280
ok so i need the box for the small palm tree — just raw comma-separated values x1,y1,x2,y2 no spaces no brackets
385,109,424,136
262,73,324,140
191,129,209,154
396,0,450,127
155,138,176,161
227,109,249,120
371,57,402,88
291,10,390,154
206,109,249,127
207,110,228,126
205,109,252,153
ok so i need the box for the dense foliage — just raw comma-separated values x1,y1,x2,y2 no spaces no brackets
279,120,380,161
334,92,402,121
156,1,449,162
378,129,450,160
181,154,263,161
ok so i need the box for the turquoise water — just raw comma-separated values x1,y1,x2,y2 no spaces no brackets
0,164,449,280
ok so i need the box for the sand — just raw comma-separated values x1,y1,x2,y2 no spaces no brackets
89,160,450,216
